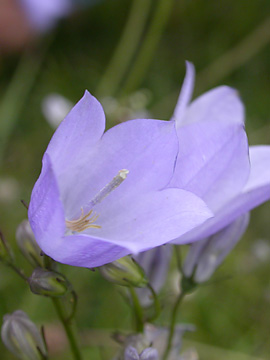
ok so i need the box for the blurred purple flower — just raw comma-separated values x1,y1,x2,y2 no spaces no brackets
19,0,104,32
20,0,73,31
28,91,212,268
135,245,172,306
183,213,250,283
170,62,270,246
115,324,194,360
124,346,158,360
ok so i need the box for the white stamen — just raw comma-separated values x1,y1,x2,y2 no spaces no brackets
65,169,129,233
87,169,129,207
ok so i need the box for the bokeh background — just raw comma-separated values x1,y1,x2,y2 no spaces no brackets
0,0,270,359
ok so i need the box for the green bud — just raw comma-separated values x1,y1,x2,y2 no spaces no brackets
99,256,148,288
1,310,47,360
16,220,43,268
28,268,70,297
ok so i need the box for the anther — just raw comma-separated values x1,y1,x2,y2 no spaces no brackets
66,209,101,232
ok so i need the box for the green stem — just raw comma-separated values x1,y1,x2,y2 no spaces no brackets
96,0,152,97
146,283,161,322
129,286,144,332
174,245,182,273
162,291,185,360
121,0,174,95
6,262,28,281
51,298,82,360
0,39,50,164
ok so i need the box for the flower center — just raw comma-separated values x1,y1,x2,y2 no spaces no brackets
65,169,129,233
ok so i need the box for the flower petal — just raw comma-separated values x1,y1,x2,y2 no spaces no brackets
170,120,250,211
64,119,179,219
140,348,159,360
172,61,195,123
172,145,270,244
183,213,250,282
29,156,212,267
85,188,213,254
45,90,105,200
56,188,212,267
28,154,66,255
177,85,244,127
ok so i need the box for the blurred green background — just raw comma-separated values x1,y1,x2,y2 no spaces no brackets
0,0,270,359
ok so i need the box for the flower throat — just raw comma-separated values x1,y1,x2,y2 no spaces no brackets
65,169,129,232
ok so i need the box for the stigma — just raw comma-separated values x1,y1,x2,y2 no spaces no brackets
65,169,129,233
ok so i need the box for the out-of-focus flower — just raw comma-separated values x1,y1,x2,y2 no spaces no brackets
19,0,105,32
0,177,20,204
16,220,43,268
251,238,270,263
124,346,158,360
183,213,249,283
99,256,148,287
28,268,70,297
19,0,73,32
101,90,152,124
114,324,195,360
170,62,270,246
28,91,212,268
178,349,199,360
42,93,73,129
135,245,172,305
1,310,47,360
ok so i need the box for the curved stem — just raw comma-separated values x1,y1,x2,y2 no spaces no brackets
66,290,78,322
96,0,152,97
129,286,144,332
6,262,28,281
146,283,161,322
0,38,51,164
174,245,182,273
162,292,185,360
51,298,82,360
121,0,174,95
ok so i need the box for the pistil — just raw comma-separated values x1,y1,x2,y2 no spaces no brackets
65,169,129,233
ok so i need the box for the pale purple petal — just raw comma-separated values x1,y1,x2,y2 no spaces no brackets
140,348,159,360
62,119,179,219
176,85,244,127
171,82,249,211
135,246,172,306
28,154,66,256
170,121,250,211
29,154,212,267
125,346,140,360
45,90,105,206
20,0,73,31
183,214,250,282
52,189,212,267
172,61,195,123
136,245,172,292
86,188,212,253
172,146,270,244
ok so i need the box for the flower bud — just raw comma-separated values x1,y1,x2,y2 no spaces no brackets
1,310,47,360
183,214,250,283
28,268,70,297
16,220,43,268
99,256,148,287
